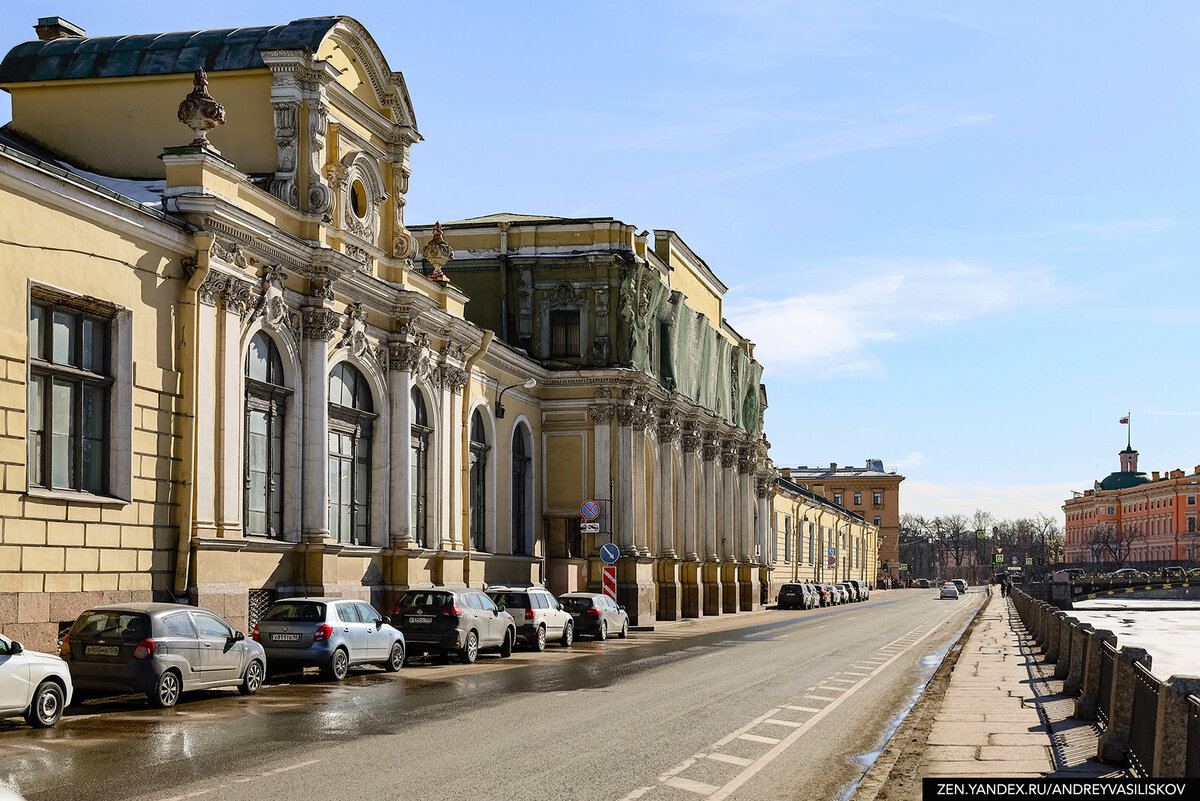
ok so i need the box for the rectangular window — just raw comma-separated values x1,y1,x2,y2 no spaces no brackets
1189,518,1196,534
549,309,580,358
833,492,842,505
874,516,881,527
853,492,862,505
784,517,792,564
873,492,883,505
28,299,113,495
1188,496,1196,506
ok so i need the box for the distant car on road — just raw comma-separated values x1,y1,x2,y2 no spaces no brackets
254,597,405,679
392,588,515,664
939,583,959,600
1,632,72,728
486,586,574,650
1062,568,1085,580
837,582,858,603
848,580,870,601
1156,566,1185,579
916,579,931,589
62,603,265,708
558,593,629,640
776,583,810,610
951,579,967,595
1106,568,1146,580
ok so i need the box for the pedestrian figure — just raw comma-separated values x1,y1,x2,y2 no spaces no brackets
1000,581,1007,598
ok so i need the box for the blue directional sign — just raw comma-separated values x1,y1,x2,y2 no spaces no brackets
599,542,620,565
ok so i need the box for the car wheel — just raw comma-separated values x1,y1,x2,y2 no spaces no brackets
560,622,573,647
460,631,479,664
239,660,264,696
534,626,547,652
500,630,514,658
25,680,64,728
385,641,405,672
619,619,629,639
597,619,608,641
148,670,181,709
322,647,349,680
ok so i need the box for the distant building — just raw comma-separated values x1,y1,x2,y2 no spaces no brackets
770,477,878,596
777,460,904,584
1063,442,1200,563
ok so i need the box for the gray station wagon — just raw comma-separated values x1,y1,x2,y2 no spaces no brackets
62,603,266,708
254,597,405,679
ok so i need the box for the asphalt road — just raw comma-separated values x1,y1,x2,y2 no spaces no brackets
0,589,983,801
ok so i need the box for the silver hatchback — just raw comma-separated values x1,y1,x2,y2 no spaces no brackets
254,598,405,680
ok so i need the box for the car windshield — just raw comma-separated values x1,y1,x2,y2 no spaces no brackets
559,597,593,612
262,601,326,623
70,610,150,641
488,593,528,610
399,591,451,610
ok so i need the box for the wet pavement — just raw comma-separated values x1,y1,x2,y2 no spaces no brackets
0,590,982,801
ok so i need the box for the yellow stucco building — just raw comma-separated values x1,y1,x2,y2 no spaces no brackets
0,15,779,650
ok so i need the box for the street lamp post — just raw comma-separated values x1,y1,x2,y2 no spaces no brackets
495,377,537,418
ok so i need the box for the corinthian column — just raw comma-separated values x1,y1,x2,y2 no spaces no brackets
738,450,755,562
702,437,720,560
616,405,638,556
388,341,417,547
300,306,343,541
658,417,679,558
681,430,701,561
721,445,738,561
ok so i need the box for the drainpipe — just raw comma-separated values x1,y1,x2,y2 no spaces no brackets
173,236,211,599
461,330,495,580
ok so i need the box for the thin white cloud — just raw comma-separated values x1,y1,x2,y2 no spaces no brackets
902,479,1079,521
728,259,1054,380
889,451,927,469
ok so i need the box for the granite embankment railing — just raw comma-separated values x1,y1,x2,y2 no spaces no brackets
1011,587,1200,778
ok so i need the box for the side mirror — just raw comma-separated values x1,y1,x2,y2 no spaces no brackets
618,605,625,612
9,641,23,655
233,631,245,642
379,615,390,626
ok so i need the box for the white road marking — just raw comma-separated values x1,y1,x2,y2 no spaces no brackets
738,733,782,744
804,693,838,701
763,718,805,728
783,705,820,713
665,776,719,795
826,678,857,684
706,753,753,767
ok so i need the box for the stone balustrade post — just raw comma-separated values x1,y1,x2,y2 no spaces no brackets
1097,647,1153,764
1047,611,1065,662
1054,616,1077,679
1151,675,1200,777
1064,622,1092,694
1074,629,1116,721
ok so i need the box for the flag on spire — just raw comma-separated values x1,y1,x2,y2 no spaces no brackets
1119,415,1129,424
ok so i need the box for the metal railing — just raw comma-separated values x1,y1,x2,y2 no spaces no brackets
1098,640,1116,725
1188,695,1200,778
1128,661,1161,776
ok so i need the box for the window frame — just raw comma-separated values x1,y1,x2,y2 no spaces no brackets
548,308,581,359
410,387,432,547
327,363,376,546
511,425,532,555
28,296,115,497
469,409,490,552
243,333,292,539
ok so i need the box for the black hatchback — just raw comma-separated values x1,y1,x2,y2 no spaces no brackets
557,593,629,640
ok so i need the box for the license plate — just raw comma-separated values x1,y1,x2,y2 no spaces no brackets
271,633,300,642
85,645,119,656
409,616,432,625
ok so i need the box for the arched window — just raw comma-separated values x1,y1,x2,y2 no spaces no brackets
328,362,374,545
244,332,289,538
469,409,489,552
410,387,431,547
511,425,532,555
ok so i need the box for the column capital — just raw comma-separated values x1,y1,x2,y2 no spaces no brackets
196,271,227,306
616,405,638,427
439,365,469,394
589,404,615,423
682,431,702,454
301,306,343,341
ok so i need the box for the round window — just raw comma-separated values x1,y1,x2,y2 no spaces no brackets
349,179,367,219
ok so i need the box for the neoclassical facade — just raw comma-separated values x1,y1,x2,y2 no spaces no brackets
771,478,879,595
0,15,779,648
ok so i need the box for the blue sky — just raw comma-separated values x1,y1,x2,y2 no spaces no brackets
3,2,1198,520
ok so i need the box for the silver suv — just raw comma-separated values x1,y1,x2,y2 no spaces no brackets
254,598,405,680
392,588,516,664
486,586,574,651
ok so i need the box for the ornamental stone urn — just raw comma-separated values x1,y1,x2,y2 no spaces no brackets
177,68,226,151
421,222,455,283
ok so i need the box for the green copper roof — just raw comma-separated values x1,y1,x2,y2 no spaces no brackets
0,17,341,83
1098,471,1150,491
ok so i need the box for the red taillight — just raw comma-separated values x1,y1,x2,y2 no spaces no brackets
60,633,70,658
313,624,333,642
442,605,463,617
251,624,259,642
133,638,156,660
524,608,535,621
586,608,601,617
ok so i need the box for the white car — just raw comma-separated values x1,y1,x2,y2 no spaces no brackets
939,583,960,600
1,633,73,727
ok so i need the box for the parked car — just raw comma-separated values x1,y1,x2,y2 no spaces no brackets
486,586,574,650
1,632,73,728
827,584,845,604
951,579,967,595
61,603,265,708
392,588,515,664
1157,566,1186,578
776,583,810,610
848,579,870,601
837,582,858,603
916,579,931,589
1106,568,1147,580
939,583,959,600
804,583,822,607
1062,568,1085,579
1188,567,1200,577
253,598,405,679
558,593,629,640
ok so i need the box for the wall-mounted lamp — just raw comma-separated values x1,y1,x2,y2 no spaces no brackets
496,377,536,418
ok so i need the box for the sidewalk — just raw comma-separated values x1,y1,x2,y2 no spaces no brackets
918,592,1055,778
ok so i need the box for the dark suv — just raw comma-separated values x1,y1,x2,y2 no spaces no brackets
392,588,516,664
776,583,812,610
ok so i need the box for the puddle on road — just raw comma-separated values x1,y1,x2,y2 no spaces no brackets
835,605,979,801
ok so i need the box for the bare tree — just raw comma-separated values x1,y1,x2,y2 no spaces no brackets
1087,523,1147,568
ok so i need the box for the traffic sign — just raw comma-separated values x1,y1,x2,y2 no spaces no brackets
1025,557,1033,566
827,556,836,567
827,547,836,556
994,554,1004,564
581,522,600,534
602,565,617,601
1011,556,1017,565
581,500,600,521
599,542,620,565
976,530,986,539
901,563,908,570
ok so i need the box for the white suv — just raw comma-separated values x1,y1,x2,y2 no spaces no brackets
0,632,73,727
486,586,574,651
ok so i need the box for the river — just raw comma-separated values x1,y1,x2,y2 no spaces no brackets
1071,598,1200,680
